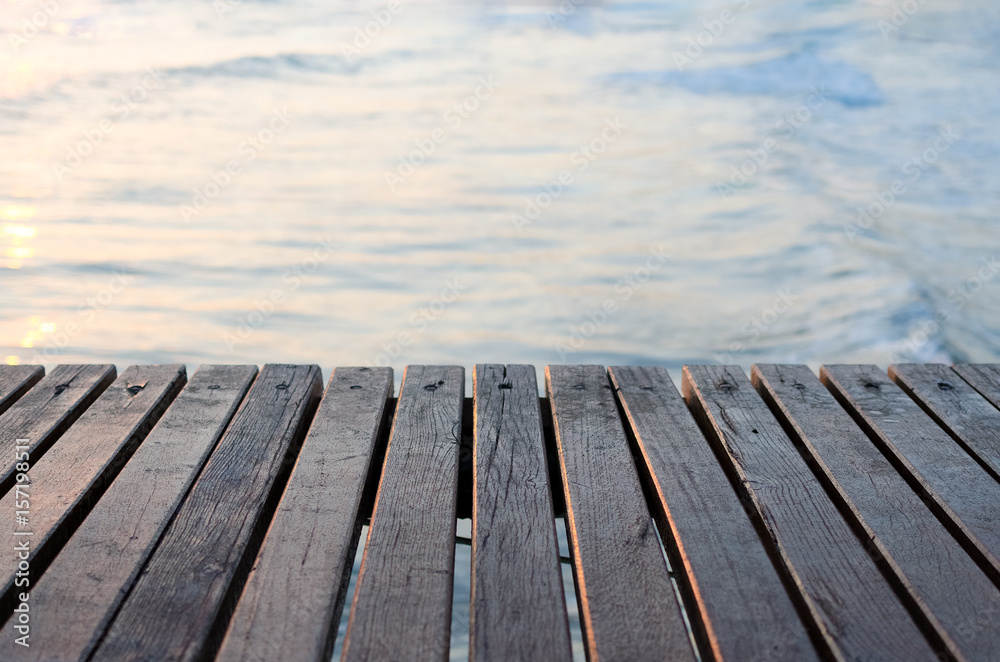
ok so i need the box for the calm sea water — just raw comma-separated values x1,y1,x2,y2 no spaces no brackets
2,0,999,380
2,1,998,657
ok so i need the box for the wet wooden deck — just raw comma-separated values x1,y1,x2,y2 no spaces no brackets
0,362,999,661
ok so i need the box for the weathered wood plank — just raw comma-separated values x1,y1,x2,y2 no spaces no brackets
342,366,462,660
470,364,572,662
93,364,322,662
0,364,116,497
0,365,44,416
610,366,818,662
546,365,695,662
0,365,257,662
822,364,1000,584
683,364,940,662
0,364,185,619
341,365,463,662
890,363,1000,481
952,364,1000,411
756,364,1000,661
218,367,393,662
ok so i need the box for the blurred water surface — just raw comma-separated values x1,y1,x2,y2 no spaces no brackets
1,0,999,373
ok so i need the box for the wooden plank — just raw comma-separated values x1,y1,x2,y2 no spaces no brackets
822,364,1000,584
890,363,1000,481
755,364,1000,662
952,364,1000,411
683,364,941,662
0,364,44,416
0,365,257,662
470,364,572,662
546,365,695,662
218,367,393,662
93,364,322,662
0,364,186,617
0,364,117,496
609,366,818,662
340,365,463,662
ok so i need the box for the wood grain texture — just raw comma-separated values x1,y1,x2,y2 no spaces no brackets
0,364,186,617
822,364,1000,585
470,364,571,662
341,365,463,662
546,365,695,662
0,364,44,416
889,364,1000,481
609,366,817,662
0,364,116,497
683,364,940,662
756,364,1000,662
0,365,257,662
218,367,393,662
952,364,1000,411
92,364,322,662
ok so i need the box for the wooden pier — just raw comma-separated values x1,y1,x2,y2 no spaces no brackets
0,362,999,661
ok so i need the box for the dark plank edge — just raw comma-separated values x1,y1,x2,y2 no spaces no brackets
821,365,1000,588
0,364,118,497
889,364,1000,483
0,365,44,417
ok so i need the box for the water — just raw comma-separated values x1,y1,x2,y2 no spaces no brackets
2,0,998,380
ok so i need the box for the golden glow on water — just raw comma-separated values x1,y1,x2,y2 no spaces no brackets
5,357,19,366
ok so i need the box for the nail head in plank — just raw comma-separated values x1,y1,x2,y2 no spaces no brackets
890,364,1000,482
0,364,44,416
471,364,572,662
683,364,942,662
218,366,393,662
821,364,1000,584
951,364,1000,411
756,364,1000,662
546,365,696,662
0,364,116,496
93,364,322,662
0,363,186,616
0,364,257,662
341,365,463,662
610,365,818,662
